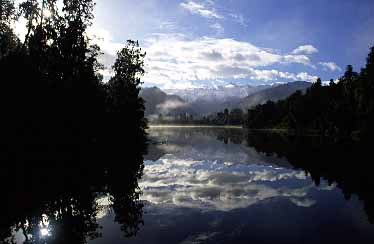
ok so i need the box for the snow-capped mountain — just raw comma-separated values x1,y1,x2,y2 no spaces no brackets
140,81,312,117
164,83,269,103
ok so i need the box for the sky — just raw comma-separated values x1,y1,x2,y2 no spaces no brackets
16,0,374,89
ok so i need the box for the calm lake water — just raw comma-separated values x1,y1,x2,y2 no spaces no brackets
3,127,374,243
92,127,374,244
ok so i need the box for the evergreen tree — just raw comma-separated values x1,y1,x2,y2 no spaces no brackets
245,46,374,140
0,0,18,58
107,40,147,139
0,0,148,163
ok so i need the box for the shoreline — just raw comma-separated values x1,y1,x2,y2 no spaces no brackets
148,124,244,129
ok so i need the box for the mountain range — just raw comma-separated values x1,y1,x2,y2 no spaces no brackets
140,81,312,117
164,83,268,103
225,81,312,110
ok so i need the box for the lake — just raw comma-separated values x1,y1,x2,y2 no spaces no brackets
2,126,374,243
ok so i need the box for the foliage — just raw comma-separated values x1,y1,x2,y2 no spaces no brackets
0,0,147,158
153,108,245,126
246,47,374,140
0,0,148,242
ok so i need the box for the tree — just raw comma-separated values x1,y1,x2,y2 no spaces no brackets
0,0,148,160
244,47,374,140
19,0,39,48
229,108,244,125
107,40,147,136
0,0,18,58
224,108,229,124
356,47,374,138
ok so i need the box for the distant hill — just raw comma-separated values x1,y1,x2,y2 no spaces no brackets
140,87,189,116
163,83,270,115
228,81,312,110
141,81,312,117
165,83,269,103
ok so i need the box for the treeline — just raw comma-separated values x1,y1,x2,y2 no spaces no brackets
246,47,374,140
152,108,245,126
0,0,147,163
200,108,244,125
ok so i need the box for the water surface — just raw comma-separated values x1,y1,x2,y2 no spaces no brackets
93,127,374,244
2,127,374,244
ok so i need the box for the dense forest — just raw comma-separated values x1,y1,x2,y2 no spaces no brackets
246,47,374,140
152,108,245,126
0,0,147,163
1,1,148,242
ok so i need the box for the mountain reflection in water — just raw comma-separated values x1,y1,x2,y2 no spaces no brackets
136,127,374,244
2,127,374,244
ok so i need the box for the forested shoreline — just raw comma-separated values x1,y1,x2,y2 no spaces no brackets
144,48,374,136
245,48,374,140
0,0,147,164
1,0,373,152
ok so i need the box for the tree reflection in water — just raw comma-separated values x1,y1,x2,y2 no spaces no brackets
0,134,146,244
145,127,374,224
245,132,374,224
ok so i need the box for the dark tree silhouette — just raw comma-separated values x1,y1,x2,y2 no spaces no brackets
0,1,148,242
246,47,374,141
0,0,147,162
0,139,145,243
107,40,147,131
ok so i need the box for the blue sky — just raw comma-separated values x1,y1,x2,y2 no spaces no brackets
88,0,374,89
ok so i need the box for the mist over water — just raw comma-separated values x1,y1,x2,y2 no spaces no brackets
2,0,374,243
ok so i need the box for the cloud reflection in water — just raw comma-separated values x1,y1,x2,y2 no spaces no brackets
140,152,333,211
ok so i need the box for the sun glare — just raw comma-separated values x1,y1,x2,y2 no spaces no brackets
43,9,52,18
40,228,49,237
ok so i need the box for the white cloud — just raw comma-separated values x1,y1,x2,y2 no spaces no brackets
143,34,318,88
248,69,318,82
86,27,127,80
290,198,316,208
318,62,342,72
292,45,319,55
87,28,319,88
283,54,316,68
140,155,316,211
180,232,219,244
159,21,178,31
181,1,248,28
180,1,223,19
87,27,124,57
294,72,319,82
